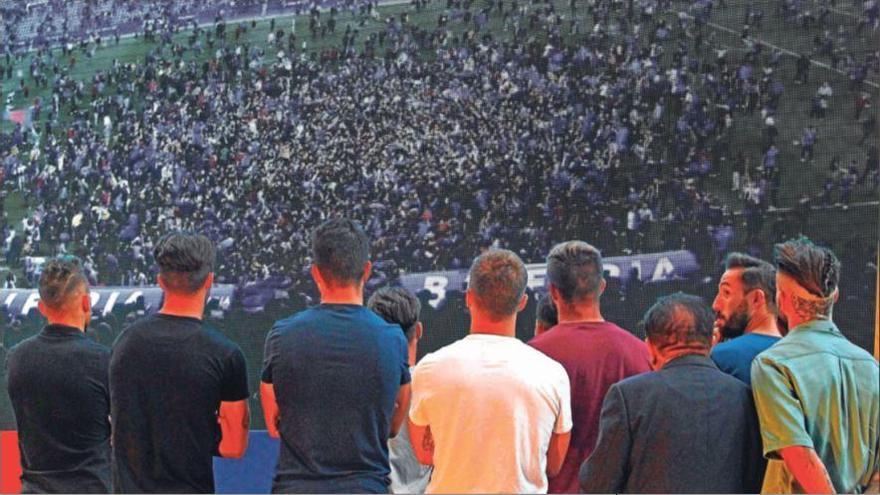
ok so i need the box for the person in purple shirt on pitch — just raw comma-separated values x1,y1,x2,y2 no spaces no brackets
529,241,651,494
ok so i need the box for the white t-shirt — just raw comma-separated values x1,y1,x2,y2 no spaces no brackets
409,334,572,494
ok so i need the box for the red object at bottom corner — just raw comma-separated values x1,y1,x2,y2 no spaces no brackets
0,430,21,494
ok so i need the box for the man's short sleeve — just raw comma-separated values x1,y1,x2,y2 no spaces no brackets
751,356,814,458
552,363,573,434
398,332,411,386
408,357,433,426
221,346,250,402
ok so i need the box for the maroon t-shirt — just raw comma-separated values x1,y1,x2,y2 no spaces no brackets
529,321,651,494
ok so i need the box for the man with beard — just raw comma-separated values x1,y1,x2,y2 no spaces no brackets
710,252,782,386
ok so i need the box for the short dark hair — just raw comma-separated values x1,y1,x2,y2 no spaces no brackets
468,249,528,321
773,237,840,318
643,292,714,350
153,232,216,293
535,294,558,328
39,257,89,310
724,252,778,314
546,241,604,302
311,218,370,286
368,287,421,341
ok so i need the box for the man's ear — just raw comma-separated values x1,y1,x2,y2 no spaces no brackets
82,291,92,315
464,289,473,311
645,338,661,370
415,321,423,341
749,288,766,310
598,277,607,296
310,264,325,291
157,273,167,291
361,261,372,285
37,300,49,318
548,283,561,306
516,293,528,312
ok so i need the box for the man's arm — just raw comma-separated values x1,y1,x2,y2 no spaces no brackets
390,383,411,438
779,446,836,494
217,400,249,459
579,385,631,493
547,430,572,478
260,381,280,439
408,419,434,466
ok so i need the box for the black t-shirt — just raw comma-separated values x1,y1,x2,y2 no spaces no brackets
5,324,111,493
110,313,249,494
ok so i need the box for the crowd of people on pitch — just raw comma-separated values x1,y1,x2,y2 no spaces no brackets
4,221,878,494
1,0,878,291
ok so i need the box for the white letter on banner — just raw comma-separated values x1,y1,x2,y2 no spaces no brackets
652,257,675,281
124,291,143,305
630,261,643,280
90,292,101,313
424,276,448,309
4,292,17,309
21,293,40,316
103,291,119,316
604,263,621,279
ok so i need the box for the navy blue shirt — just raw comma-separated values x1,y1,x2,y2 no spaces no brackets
710,333,781,386
261,304,411,494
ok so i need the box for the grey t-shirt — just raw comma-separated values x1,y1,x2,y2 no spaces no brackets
389,367,432,494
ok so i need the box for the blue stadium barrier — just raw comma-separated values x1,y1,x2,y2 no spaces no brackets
214,431,280,494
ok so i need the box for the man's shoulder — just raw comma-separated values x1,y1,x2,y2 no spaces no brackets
199,324,243,355
714,334,780,359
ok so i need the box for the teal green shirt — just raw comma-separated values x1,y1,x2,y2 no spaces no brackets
751,319,879,494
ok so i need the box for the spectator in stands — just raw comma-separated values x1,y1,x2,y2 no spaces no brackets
110,232,250,493
751,237,880,493
710,252,782,386
579,292,764,493
528,241,650,494
260,218,411,493
367,287,432,494
533,294,558,337
408,249,572,493
5,256,111,493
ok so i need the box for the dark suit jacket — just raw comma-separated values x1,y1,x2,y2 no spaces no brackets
579,354,765,494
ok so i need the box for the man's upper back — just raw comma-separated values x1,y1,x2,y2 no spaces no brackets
586,355,764,493
529,321,651,494
410,334,572,494
711,333,781,386
6,325,111,493
261,304,410,494
110,313,249,494
751,321,880,493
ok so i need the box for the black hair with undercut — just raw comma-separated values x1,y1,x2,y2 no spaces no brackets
535,294,558,328
153,232,216,293
367,287,422,341
311,218,371,286
723,252,778,314
39,256,89,310
546,241,604,303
